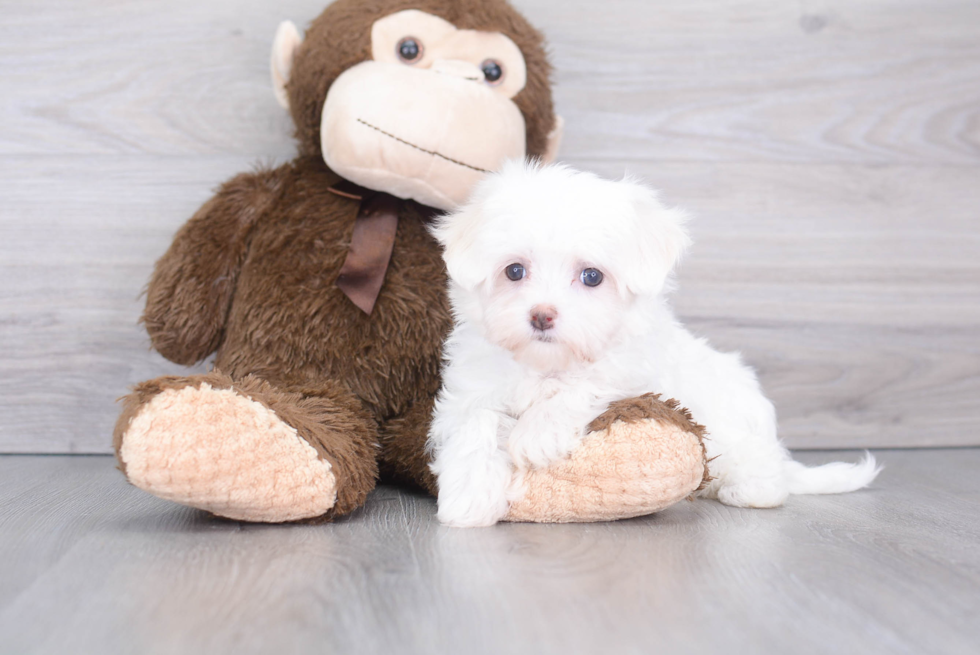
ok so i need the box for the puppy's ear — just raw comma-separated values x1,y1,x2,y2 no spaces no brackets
431,205,491,291
621,184,692,295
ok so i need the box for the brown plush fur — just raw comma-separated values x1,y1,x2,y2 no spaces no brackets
588,393,705,438
377,394,439,495
141,168,287,365
287,0,555,159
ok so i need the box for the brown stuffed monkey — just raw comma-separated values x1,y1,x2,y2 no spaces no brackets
113,0,708,524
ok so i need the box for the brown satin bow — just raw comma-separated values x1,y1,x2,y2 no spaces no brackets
327,180,442,314
328,182,400,315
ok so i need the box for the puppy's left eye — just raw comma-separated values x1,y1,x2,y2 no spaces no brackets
505,263,526,281
581,268,603,287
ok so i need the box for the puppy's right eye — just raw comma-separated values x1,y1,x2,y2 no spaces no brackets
580,268,603,287
505,263,525,281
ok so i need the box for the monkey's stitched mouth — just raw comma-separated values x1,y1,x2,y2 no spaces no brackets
356,118,490,174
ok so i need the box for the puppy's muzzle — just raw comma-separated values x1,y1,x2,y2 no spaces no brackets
530,305,557,331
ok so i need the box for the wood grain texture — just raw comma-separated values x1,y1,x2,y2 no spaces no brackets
1,0,978,451
1,450,978,654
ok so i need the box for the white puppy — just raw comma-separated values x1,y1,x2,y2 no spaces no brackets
428,162,880,527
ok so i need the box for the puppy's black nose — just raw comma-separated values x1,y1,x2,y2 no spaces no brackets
530,305,557,331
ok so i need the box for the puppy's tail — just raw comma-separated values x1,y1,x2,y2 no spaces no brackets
785,451,882,495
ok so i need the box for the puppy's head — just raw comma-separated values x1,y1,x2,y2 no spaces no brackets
433,162,690,371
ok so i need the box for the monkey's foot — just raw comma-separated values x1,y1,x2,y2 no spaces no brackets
117,381,337,523
504,394,709,523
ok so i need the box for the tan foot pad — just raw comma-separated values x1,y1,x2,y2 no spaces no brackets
504,417,706,523
119,383,336,522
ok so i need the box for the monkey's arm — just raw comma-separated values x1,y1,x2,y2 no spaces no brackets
143,167,286,365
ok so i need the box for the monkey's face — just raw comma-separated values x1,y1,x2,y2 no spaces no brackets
274,8,560,211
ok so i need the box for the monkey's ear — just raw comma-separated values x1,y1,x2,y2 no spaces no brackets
271,20,303,110
540,115,564,163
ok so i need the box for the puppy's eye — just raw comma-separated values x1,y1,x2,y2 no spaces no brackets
505,263,525,281
397,37,423,63
481,59,504,84
581,268,603,287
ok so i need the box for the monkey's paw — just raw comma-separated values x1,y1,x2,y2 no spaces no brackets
503,394,709,523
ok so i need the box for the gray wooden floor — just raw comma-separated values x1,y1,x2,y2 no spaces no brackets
1,449,977,655
2,0,979,453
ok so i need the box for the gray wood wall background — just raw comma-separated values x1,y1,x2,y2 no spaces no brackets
1,0,978,453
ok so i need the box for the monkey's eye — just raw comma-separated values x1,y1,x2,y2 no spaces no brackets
397,37,423,63
481,59,504,84
505,263,526,281
581,268,603,287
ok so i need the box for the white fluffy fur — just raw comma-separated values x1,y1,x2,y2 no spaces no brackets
428,162,881,527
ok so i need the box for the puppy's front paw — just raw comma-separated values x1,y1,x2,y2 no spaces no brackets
436,461,512,528
508,414,581,470
437,489,509,528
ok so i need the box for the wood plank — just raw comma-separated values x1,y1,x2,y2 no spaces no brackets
4,0,978,164
0,451,978,654
533,0,980,165
0,0,310,158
